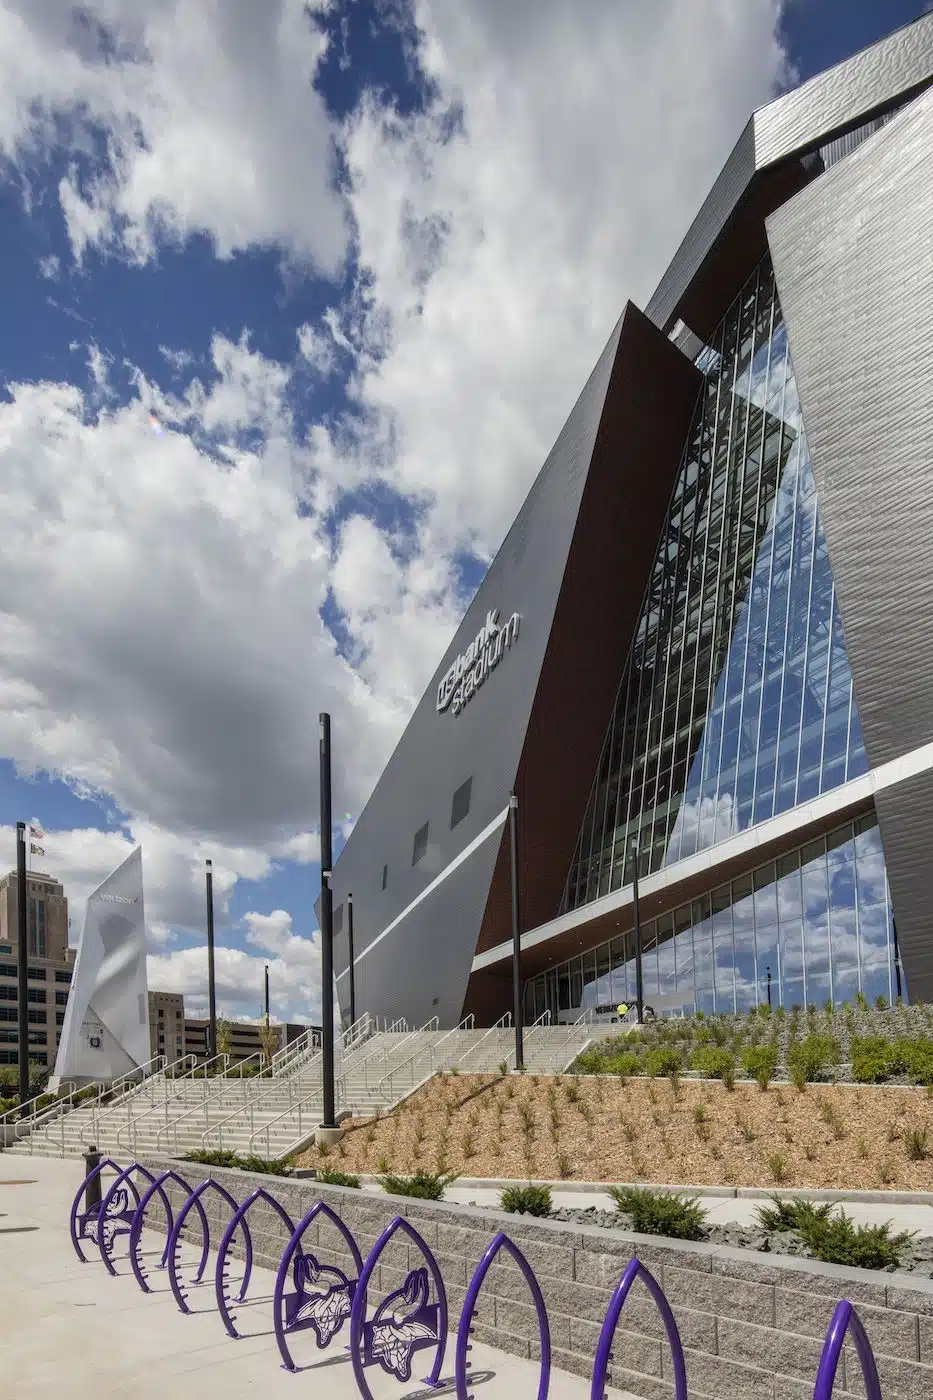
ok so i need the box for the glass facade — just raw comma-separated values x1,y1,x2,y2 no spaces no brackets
563,255,871,909
526,816,901,1021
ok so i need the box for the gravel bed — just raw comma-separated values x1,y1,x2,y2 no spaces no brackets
549,1204,933,1274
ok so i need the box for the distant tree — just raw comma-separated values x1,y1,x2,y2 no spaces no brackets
259,1020,279,1068
216,1018,234,1058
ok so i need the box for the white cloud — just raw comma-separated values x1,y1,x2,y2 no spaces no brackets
0,0,349,271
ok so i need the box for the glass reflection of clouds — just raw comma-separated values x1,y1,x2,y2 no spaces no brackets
527,816,901,1022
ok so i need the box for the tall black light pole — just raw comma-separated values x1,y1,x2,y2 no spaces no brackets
631,836,644,1024
264,963,270,1024
205,859,217,1060
319,713,336,1129
347,892,356,1030
16,822,29,1110
509,794,524,1071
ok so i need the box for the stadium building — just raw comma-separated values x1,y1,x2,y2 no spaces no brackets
329,15,933,1028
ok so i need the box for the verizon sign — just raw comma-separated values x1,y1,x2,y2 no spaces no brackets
436,608,521,718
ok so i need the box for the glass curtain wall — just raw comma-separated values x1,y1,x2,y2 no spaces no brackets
528,816,900,1021
563,255,870,913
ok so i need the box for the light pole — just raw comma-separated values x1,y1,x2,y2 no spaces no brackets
347,892,356,1030
509,793,524,1071
631,836,644,1024
264,963,270,1025
319,713,336,1129
15,822,29,1110
205,860,217,1059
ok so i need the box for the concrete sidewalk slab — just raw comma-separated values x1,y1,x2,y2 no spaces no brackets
0,1155,631,1399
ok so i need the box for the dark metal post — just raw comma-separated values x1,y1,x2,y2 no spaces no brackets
205,859,217,1059
264,963,270,1024
766,967,772,1008
83,1145,102,1213
16,822,29,1111
509,794,524,1071
631,838,644,1024
319,713,336,1128
347,892,356,1030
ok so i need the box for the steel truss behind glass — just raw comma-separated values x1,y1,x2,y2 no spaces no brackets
563,255,870,913
531,816,901,1022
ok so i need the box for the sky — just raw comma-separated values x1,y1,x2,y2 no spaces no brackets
0,0,922,1029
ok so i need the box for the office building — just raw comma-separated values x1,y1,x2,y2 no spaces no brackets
0,869,73,1068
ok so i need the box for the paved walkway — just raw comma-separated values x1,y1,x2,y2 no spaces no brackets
0,1155,627,1400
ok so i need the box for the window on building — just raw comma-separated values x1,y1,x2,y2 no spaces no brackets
56,1011,65,1026
27,1009,45,1025
412,822,429,866
55,990,68,1006
0,943,10,954
55,969,72,984
27,1030,46,1046
0,1049,17,1064
38,900,46,957
27,966,46,980
158,1008,164,1019
0,1007,16,1022
381,863,388,891
450,777,473,830
30,1051,47,1065
0,964,16,978
0,1029,17,1044
0,986,16,1002
27,988,46,1004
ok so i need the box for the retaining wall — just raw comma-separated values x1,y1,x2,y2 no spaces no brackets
141,1155,933,1400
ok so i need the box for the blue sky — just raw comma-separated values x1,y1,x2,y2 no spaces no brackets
0,0,920,1027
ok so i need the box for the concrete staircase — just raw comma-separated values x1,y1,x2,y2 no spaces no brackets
4,1015,602,1161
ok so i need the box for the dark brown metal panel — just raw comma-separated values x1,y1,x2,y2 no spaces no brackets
873,771,933,1005
471,306,701,973
767,86,933,999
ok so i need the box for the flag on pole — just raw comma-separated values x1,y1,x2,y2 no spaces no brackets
30,844,45,856
29,823,45,838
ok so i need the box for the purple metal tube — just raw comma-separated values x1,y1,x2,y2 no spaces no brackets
129,1170,206,1293
272,1200,364,1372
455,1232,550,1400
214,1186,296,1339
349,1215,449,1400
97,1162,163,1276
69,1156,121,1263
813,1300,883,1400
590,1257,688,1400
166,1177,249,1314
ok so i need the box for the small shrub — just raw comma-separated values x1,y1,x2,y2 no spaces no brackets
787,1034,840,1084
498,1061,508,1076
314,1168,361,1188
183,1148,293,1175
565,1081,580,1104
499,1183,553,1217
755,1196,833,1233
798,1210,915,1270
742,1044,778,1089
609,1185,707,1242
875,995,888,1011
377,1170,458,1200
767,1152,790,1184
557,1153,574,1179
852,1051,891,1084
606,1052,639,1077
690,1047,736,1081
903,1126,930,1161
642,1048,682,1079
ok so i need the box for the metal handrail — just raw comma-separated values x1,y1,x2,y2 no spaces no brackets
342,1011,373,1049
117,1051,268,1154
154,1052,265,1154
60,1051,196,1151
430,1015,475,1063
110,1053,165,1095
505,1009,553,1068
358,1017,440,1089
1,1078,106,1147
247,1076,345,1159
271,1027,314,1075
458,1012,512,1068
198,1059,320,1151
174,1052,230,1082
371,1029,448,1101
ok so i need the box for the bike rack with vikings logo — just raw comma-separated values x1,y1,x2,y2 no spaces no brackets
214,1186,296,1339
128,1169,207,1294
272,1200,365,1372
96,1163,174,1277
349,1216,448,1399
69,1155,126,1264
454,1231,550,1400
814,1299,883,1400
166,1176,250,1314
590,1256,688,1400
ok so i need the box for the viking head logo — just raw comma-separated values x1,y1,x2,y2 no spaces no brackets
287,1253,354,1347
369,1267,438,1380
82,1187,133,1250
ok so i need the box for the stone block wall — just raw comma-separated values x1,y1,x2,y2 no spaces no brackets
139,1157,933,1400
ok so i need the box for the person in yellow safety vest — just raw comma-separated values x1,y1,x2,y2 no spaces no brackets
616,1003,629,1019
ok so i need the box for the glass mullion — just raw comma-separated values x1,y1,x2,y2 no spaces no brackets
791,466,822,809
764,431,803,823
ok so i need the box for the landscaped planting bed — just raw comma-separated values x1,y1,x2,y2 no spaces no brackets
295,1067,933,1190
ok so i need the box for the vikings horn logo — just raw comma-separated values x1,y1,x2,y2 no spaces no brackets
285,1254,354,1347
81,1188,134,1250
369,1267,439,1381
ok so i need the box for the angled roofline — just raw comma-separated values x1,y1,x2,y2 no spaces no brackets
645,10,933,335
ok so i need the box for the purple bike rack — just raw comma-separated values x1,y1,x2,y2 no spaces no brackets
128,1170,207,1294
214,1187,296,1339
272,1200,364,1372
813,1300,883,1400
590,1257,688,1400
166,1177,250,1314
349,1216,448,1399
96,1163,170,1277
69,1156,123,1263
455,1232,550,1400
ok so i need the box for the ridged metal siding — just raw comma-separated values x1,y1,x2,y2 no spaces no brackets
766,86,933,1000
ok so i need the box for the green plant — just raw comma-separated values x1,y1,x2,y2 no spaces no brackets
742,1044,778,1089
754,1196,833,1233
787,1034,840,1084
607,1052,639,1077
565,1081,580,1103
875,995,889,1011
499,1183,553,1217
852,1051,892,1084
377,1170,458,1200
855,991,868,1011
767,1152,790,1184
557,1153,574,1179
690,1047,736,1081
608,1185,707,1242
183,1148,293,1175
314,1167,361,1188
215,1018,234,1058
798,1210,915,1270
642,1048,682,1079
903,1126,930,1161
498,1061,509,1076
818,1099,846,1140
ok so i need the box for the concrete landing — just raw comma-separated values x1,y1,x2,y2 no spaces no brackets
0,1155,630,1399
